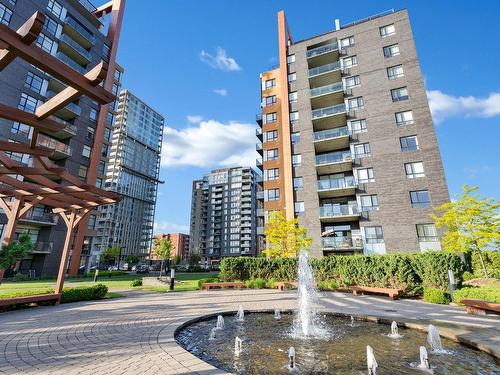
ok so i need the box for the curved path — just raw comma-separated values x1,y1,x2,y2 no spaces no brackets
0,289,498,374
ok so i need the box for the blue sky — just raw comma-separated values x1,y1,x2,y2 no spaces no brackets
114,1,500,234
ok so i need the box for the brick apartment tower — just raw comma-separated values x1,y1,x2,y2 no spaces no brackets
151,233,190,262
256,9,450,257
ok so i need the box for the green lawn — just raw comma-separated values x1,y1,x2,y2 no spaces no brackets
0,272,216,299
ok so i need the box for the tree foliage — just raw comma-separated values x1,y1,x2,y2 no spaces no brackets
263,211,312,258
0,233,33,270
432,185,500,278
153,238,172,260
124,255,140,265
100,246,121,264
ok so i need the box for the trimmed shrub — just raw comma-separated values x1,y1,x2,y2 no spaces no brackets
470,251,500,278
266,278,277,289
316,280,338,291
245,278,267,289
130,279,142,287
197,277,219,289
423,287,451,304
454,286,500,304
462,271,475,281
60,284,108,303
13,272,28,281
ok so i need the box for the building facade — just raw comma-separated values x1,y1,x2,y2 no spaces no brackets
189,167,260,266
0,0,124,276
256,10,449,257
93,90,164,262
151,233,190,262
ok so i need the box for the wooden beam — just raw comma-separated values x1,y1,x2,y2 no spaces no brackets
0,103,65,133
0,141,54,157
35,62,108,119
93,1,113,18
55,210,76,294
0,167,56,175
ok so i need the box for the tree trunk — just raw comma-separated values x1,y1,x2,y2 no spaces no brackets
477,249,489,279
160,260,164,279
0,269,4,285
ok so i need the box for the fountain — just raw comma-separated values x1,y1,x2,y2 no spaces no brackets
288,346,296,370
419,346,431,369
237,305,245,322
274,308,281,320
366,345,378,375
216,315,225,330
350,315,355,327
234,337,243,357
427,325,443,352
388,321,402,339
208,327,217,341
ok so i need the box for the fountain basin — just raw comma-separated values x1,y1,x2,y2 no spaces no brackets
175,311,500,374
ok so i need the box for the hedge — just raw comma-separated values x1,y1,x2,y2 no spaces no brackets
423,287,451,304
468,251,500,278
454,286,500,304
60,284,108,303
219,251,466,296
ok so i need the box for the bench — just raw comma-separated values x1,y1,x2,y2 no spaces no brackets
461,299,500,315
274,281,298,291
202,282,244,291
350,285,401,300
0,293,61,311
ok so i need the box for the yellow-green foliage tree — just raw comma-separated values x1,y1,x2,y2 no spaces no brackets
264,211,312,258
153,238,172,277
432,185,500,278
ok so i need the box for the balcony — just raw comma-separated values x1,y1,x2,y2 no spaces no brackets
321,236,363,253
36,134,72,159
20,210,59,226
309,61,341,87
313,126,350,152
55,51,87,75
256,113,263,125
32,241,54,254
58,33,92,65
45,90,82,120
306,42,339,67
319,204,360,222
256,208,264,217
257,226,264,235
310,81,344,109
47,116,77,139
64,16,96,49
256,191,264,200
312,103,347,130
256,158,263,170
256,127,263,139
315,151,352,174
317,176,357,198
256,142,263,154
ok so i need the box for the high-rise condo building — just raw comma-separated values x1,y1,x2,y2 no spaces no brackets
189,167,260,266
94,90,164,262
256,9,449,257
0,0,125,276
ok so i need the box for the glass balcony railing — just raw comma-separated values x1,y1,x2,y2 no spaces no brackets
306,42,339,58
21,209,59,224
317,176,357,191
56,52,87,74
59,34,92,61
310,82,344,98
256,158,262,166
33,241,54,254
77,0,97,13
315,151,352,165
313,126,349,141
256,128,262,136
36,134,72,156
64,16,96,45
309,61,341,78
312,103,346,120
256,191,264,200
256,142,262,151
320,204,359,217
321,236,363,249
50,116,77,135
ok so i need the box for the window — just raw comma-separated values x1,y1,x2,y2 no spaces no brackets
265,112,277,123
293,177,303,190
395,110,414,126
342,55,357,68
289,91,298,103
95,178,103,188
340,36,354,47
291,132,300,144
264,95,276,106
380,24,396,37
265,79,276,89
104,127,111,142
400,135,419,152
344,75,360,88
292,154,302,166
265,130,278,142
405,162,425,178
78,165,88,179
391,87,409,102
410,190,430,208
364,226,384,244
387,65,404,80
266,168,279,181
82,145,91,158
89,108,98,122
101,144,109,157
353,143,371,158
18,93,38,113
416,224,438,242
348,96,364,110
43,16,59,37
47,0,63,19
267,189,280,201
86,126,94,141
25,72,44,94
287,54,296,64
288,72,296,82
349,119,367,134
356,168,374,183
98,161,106,175
106,112,114,125
295,202,305,215
383,44,400,57
36,33,56,54
290,111,299,123
112,83,119,95
10,122,32,138
360,195,378,211
266,149,278,161
0,4,13,25
88,215,96,230
114,69,122,81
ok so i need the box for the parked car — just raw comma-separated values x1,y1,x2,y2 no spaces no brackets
136,265,149,274
122,263,130,271
108,266,118,271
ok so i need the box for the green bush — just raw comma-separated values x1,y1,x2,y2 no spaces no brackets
13,272,28,281
0,289,53,299
469,251,500,278
245,278,267,289
60,284,108,303
130,279,142,287
454,286,500,304
266,278,277,289
197,277,219,289
423,287,451,304
87,270,126,278
462,271,475,281
317,280,339,291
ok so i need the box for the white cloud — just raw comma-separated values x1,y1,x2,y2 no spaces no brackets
161,119,257,168
199,47,241,71
463,165,493,179
213,88,228,97
187,115,203,124
427,90,500,123
153,221,189,234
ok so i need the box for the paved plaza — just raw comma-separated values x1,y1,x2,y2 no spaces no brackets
0,289,499,374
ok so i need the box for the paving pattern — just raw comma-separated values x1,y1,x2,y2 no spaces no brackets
0,289,498,374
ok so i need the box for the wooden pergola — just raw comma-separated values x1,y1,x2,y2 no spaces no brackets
0,1,125,300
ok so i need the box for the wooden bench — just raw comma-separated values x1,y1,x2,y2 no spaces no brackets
202,282,244,291
274,281,298,291
350,285,401,300
461,299,500,315
0,293,61,311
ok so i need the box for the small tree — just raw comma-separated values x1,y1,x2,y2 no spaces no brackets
189,254,201,269
173,254,181,266
0,233,33,284
124,255,139,265
153,238,172,277
432,185,500,278
263,211,312,258
100,246,121,265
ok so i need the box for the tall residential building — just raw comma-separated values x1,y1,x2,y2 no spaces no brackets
256,9,449,257
0,0,124,276
151,233,190,262
93,90,164,262
189,167,260,266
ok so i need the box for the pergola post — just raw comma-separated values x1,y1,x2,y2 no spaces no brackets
0,198,22,284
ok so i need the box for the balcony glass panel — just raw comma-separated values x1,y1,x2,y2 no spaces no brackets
320,204,359,217
306,42,339,58
309,61,341,77
313,126,349,141
56,52,86,74
65,16,96,44
310,82,344,98
322,236,362,249
311,103,346,119
315,151,352,165
60,34,92,60
317,176,356,190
